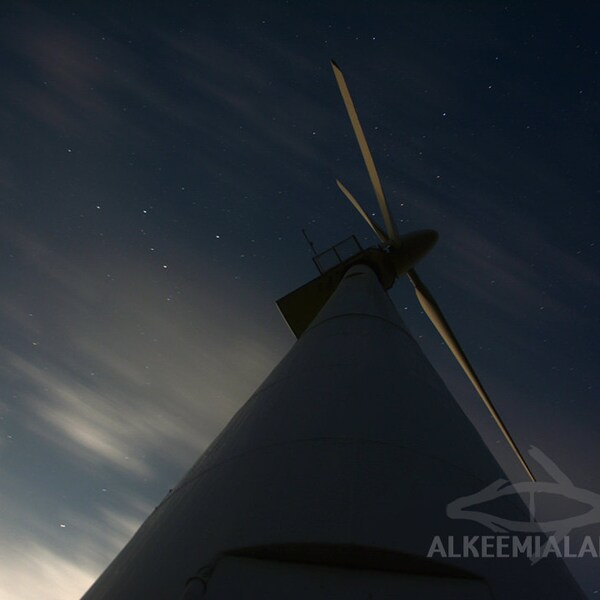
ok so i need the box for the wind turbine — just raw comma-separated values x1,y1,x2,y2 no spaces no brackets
81,61,584,600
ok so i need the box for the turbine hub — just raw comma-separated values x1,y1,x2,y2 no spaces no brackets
388,229,439,276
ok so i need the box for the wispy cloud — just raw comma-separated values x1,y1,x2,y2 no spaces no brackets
0,491,154,600
0,542,97,600
1,227,283,477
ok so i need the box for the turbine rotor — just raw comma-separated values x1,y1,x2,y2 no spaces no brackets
331,59,535,482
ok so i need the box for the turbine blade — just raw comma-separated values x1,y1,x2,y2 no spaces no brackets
406,268,536,482
336,179,389,243
331,59,399,242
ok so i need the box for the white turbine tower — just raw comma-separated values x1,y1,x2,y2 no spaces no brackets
81,62,584,599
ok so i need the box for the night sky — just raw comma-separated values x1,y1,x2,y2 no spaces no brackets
1,1,598,598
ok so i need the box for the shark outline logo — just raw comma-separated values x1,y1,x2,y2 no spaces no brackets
446,447,600,562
